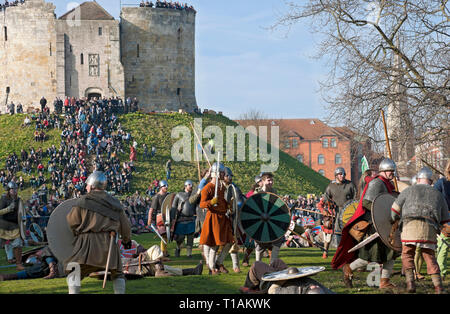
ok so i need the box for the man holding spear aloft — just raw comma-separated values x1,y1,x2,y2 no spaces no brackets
199,152,234,275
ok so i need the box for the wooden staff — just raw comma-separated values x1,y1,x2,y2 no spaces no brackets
293,207,336,218
195,143,201,181
103,232,116,289
189,122,212,168
380,109,399,192
420,158,445,177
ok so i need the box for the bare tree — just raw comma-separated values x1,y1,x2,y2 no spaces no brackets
272,0,449,150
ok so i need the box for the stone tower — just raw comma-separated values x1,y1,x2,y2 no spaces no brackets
386,41,416,179
120,6,197,112
0,0,58,109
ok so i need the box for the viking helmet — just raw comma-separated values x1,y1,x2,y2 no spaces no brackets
184,180,193,187
211,162,225,174
159,180,168,189
334,167,346,176
7,181,18,190
86,171,108,190
378,158,396,172
255,175,262,184
409,175,417,185
417,167,433,180
224,167,233,177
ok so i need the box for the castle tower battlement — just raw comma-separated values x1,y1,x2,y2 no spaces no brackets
120,6,197,112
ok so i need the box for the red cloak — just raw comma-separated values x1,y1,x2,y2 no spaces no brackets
331,175,394,269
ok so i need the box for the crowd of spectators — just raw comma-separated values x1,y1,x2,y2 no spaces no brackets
140,0,196,12
0,0,25,11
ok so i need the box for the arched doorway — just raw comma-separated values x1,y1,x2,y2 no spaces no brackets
85,87,103,101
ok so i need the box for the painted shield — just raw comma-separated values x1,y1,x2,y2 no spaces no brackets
161,192,176,242
372,193,401,252
17,199,27,241
262,266,326,282
47,199,78,263
29,223,45,243
341,200,359,228
240,192,291,244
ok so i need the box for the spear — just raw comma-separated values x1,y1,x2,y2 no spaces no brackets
380,109,399,192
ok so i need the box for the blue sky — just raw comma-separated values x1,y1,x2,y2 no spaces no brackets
53,0,329,120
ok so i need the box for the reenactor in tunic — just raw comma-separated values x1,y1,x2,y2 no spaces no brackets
148,180,169,257
199,162,234,275
323,167,357,248
391,167,449,294
0,182,25,271
65,171,132,294
171,180,197,258
332,158,399,290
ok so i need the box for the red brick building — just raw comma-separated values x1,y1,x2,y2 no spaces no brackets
235,118,377,184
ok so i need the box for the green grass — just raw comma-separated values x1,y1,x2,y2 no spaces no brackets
0,233,447,294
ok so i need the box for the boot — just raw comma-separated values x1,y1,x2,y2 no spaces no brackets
342,264,353,288
379,278,396,290
431,274,444,294
182,261,203,276
217,264,229,274
404,268,416,293
0,273,19,281
13,247,25,271
175,247,180,258
43,262,58,279
68,285,81,294
113,278,126,294
186,246,192,258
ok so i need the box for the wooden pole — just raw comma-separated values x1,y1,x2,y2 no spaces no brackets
189,122,212,168
103,232,115,289
420,158,445,177
380,109,399,192
195,144,201,181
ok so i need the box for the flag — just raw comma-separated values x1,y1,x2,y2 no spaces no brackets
361,155,369,174
302,216,315,227
312,226,322,235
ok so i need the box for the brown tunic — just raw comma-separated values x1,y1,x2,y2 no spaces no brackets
65,192,131,278
199,181,234,246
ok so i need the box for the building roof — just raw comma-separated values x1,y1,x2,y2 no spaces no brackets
235,118,351,141
59,1,115,21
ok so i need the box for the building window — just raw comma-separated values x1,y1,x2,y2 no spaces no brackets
322,138,329,148
137,44,140,58
4,26,7,41
177,88,181,95
331,138,337,148
49,42,52,56
284,139,290,149
80,53,84,65
335,154,342,164
297,154,303,163
89,54,100,76
98,27,102,36
319,169,325,176
318,154,325,165
70,45,72,52
292,139,299,148
177,27,182,41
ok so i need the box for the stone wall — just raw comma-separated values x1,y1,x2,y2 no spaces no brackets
56,19,125,100
120,7,197,112
0,0,57,111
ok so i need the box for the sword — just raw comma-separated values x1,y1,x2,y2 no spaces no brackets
150,224,167,245
348,232,380,253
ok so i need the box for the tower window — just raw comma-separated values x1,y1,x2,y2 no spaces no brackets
177,88,181,95
49,42,52,56
137,44,140,58
98,27,103,36
4,26,7,41
177,27,182,41
81,53,84,65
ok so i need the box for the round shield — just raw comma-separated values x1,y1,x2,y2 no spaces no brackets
161,193,176,242
341,200,359,228
372,193,401,252
240,192,291,244
47,199,78,263
262,266,326,282
17,199,27,241
29,223,45,243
